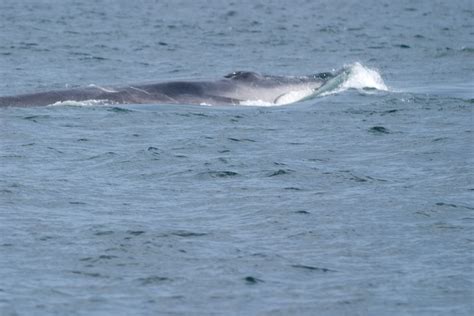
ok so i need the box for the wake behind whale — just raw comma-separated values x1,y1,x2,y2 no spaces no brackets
0,63,387,108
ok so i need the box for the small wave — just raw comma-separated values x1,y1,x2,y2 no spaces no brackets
48,99,116,107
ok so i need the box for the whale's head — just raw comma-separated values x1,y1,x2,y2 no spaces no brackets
221,71,335,104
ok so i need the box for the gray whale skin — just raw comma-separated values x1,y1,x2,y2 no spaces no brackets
0,71,338,107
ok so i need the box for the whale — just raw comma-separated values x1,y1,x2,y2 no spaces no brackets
0,70,342,107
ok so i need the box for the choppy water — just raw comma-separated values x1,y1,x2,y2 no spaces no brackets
1,0,473,315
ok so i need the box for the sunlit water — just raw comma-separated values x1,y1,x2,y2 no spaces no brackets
0,0,473,315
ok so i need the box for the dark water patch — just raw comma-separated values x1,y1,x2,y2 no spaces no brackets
86,151,117,160
308,158,329,162
169,231,207,238
228,137,256,142
70,270,106,278
347,173,366,183
225,10,237,18
415,211,431,217
319,26,340,33
38,236,55,241
79,257,94,262
190,112,211,117
176,112,212,118
244,276,264,284
436,202,458,208
381,109,399,115
201,170,239,178
80,55,108,61
69,201,87,205
432,222,464,230
291,264,337,272
23,115,51,122
341,171,386,183
107,107,134,113
128,230,146,236
288,142,304,145
251,253,268,258
69,51,91,57
350,175,368,183
436,202,474,210
367,176,387,182
285,187,302,191
361,87,378,92
97,255,118,260
295,210,310,214
146,146,161,155
78,255,119,262
77,138,89,142
396,44,411,49
268,169,294,177
47,147,64,154
368,45,386,50
61,123,82,128
218,149,231,153
18,42,38,48
21,143,35,146
369,126,390,134
347,27,364,32
94,230,114,236
138,276,171,285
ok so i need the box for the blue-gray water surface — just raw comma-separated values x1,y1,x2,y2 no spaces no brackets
0,0,473,315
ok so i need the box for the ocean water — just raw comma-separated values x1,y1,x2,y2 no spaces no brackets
0,0,473,315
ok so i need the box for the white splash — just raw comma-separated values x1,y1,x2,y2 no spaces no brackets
342,62,388,91
319,62,388,96
239,99,275,106
48,99,115,107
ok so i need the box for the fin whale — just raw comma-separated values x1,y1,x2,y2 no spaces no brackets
0,70,340,107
